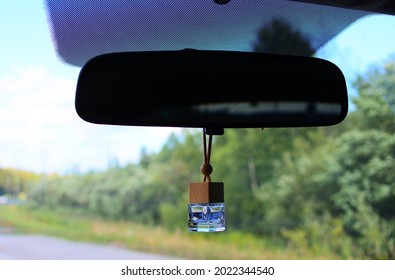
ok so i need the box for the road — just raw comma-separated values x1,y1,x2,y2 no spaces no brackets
0,229,175,260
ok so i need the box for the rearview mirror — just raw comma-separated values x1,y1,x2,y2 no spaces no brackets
75,50,348,128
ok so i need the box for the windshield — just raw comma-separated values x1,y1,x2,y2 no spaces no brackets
1,0,395,265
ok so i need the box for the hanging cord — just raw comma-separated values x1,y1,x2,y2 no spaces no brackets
201,128,213,182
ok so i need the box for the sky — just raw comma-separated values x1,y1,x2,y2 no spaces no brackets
1,1,395,174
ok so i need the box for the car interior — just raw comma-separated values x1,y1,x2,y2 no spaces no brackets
1,0,395,261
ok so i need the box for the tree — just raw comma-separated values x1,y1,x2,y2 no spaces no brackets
252,19,315,56
352,61,395,133
0,168,39,197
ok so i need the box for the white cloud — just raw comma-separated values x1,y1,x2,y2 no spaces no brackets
0,66,183,174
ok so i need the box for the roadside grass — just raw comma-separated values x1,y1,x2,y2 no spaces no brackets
0,204,337,259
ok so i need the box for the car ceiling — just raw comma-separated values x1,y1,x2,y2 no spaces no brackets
45,0,371,68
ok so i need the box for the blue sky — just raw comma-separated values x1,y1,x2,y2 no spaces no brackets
0,1,184,174
1,1,395,174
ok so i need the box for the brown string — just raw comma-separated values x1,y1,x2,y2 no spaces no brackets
202,129,213,182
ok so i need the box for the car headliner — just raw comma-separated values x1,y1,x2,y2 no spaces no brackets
44,0,371,67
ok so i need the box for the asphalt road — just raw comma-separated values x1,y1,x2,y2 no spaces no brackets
0,230,174,260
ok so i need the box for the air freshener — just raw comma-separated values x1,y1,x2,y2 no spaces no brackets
188,182,225,232
188,129,225,232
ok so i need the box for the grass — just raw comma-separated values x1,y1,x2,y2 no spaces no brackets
0,204,337,259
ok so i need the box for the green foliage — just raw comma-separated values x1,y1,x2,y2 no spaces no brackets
254,123,395,258
352,61,395,133
159,197,188,231
254,64,395,258
256,137,336,233
281,213,357,259
328,130,395,258
0,168,40,197
330,130,395,217
28,165,178,224
212,127,330,234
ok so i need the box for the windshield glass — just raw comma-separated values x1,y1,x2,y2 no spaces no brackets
1,0,395,262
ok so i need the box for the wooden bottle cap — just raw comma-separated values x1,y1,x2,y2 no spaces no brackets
189,182,224,203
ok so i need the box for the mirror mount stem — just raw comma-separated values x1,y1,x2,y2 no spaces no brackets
204,127,224,136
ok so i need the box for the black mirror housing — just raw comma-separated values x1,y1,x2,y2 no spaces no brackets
75,50,348,128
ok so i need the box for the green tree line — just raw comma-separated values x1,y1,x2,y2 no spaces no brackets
0,168,39,197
